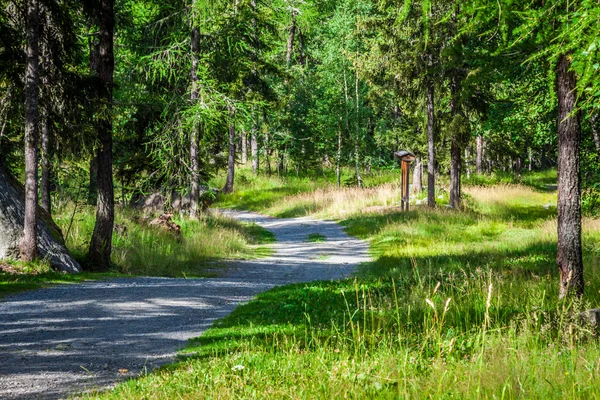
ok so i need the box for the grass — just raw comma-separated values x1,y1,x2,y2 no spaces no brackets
52,206,275,277
1,207,275,297
85,171,600,399
211,166,400,214
307,233,326,242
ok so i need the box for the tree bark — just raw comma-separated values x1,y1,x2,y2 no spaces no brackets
251,107,259,173
476,135,484,174
449,75,461,209
189,11,200,218
412,158,422,193
336,129,342,188
427,82,436,208
21,0,40,262
88,0,115,271
40,108,51,215
591,112,600,152
222,107,236,194
241,129,248,164
263,108,271,175
556,54,583,299
286,9,297,67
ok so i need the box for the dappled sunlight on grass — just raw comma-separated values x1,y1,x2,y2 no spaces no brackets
87,177,600,399
51,207,273,278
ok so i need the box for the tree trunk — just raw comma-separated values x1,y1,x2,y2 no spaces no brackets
251,107,259,173
241,129,248,164
277,150,284,176
189,12,200,218
591,112,600,152
21,0,40,262
412,158,422,193
427,82,436,208
336,129,342,188
515,156,522,178
263,108,271,175
222,107,236,194
88,0,115,271
556,54,583,299
476,135,484,174
449,75,461,209
40,109,51,215
286,9,297,67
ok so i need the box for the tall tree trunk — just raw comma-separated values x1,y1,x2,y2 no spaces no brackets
189,11,200,218
88,0,115,271
335,127,342,188
241,129,248,164
263,108,271,175
277,150,284,175
223,107,236,194
412,158,422,193
251,129,259,173
427,82,436,208
449,75,461,209
556,54,583,299
515,156,522,178
21,0,40,262
476,135,484,174
40,108,51,215
286,9,297,67
591,112,600,152
354,69,362,188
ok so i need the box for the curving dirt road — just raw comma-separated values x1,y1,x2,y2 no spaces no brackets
0,210,370,399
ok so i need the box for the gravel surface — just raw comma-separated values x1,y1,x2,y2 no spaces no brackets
0,210,371,399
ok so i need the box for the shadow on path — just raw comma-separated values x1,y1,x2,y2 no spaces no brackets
0,210,370,399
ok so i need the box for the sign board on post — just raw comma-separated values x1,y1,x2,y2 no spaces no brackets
394,151,416,211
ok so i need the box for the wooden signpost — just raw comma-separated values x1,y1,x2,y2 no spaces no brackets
394,150,416,211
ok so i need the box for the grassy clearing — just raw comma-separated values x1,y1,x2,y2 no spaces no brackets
53,206,274,277
1,207,274,297
87,175,600,399
211,166,400,214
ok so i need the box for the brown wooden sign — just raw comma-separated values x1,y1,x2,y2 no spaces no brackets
394,151,416,211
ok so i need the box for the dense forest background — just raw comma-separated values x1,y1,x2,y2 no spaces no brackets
1,0,600,264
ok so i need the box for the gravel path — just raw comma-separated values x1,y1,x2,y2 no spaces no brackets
0,210,370,399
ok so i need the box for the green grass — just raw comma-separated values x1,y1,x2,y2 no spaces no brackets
211,166,400,213
307,233,326,242
84,173,600,399
52,206,275,277
1,207,275,297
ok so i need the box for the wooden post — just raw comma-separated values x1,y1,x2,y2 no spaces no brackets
401,160,410,211
394,150,416,212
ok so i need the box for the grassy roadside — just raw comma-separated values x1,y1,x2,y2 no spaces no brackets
85,173,600,399
1,208,275,298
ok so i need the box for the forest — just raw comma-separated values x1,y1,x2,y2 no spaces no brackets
1,0,600,398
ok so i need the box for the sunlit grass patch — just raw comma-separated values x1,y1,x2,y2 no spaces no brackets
307,233,326,242
51,206,274,277
84,173,600,399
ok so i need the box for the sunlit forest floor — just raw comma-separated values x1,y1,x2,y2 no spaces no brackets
87,169,600,399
